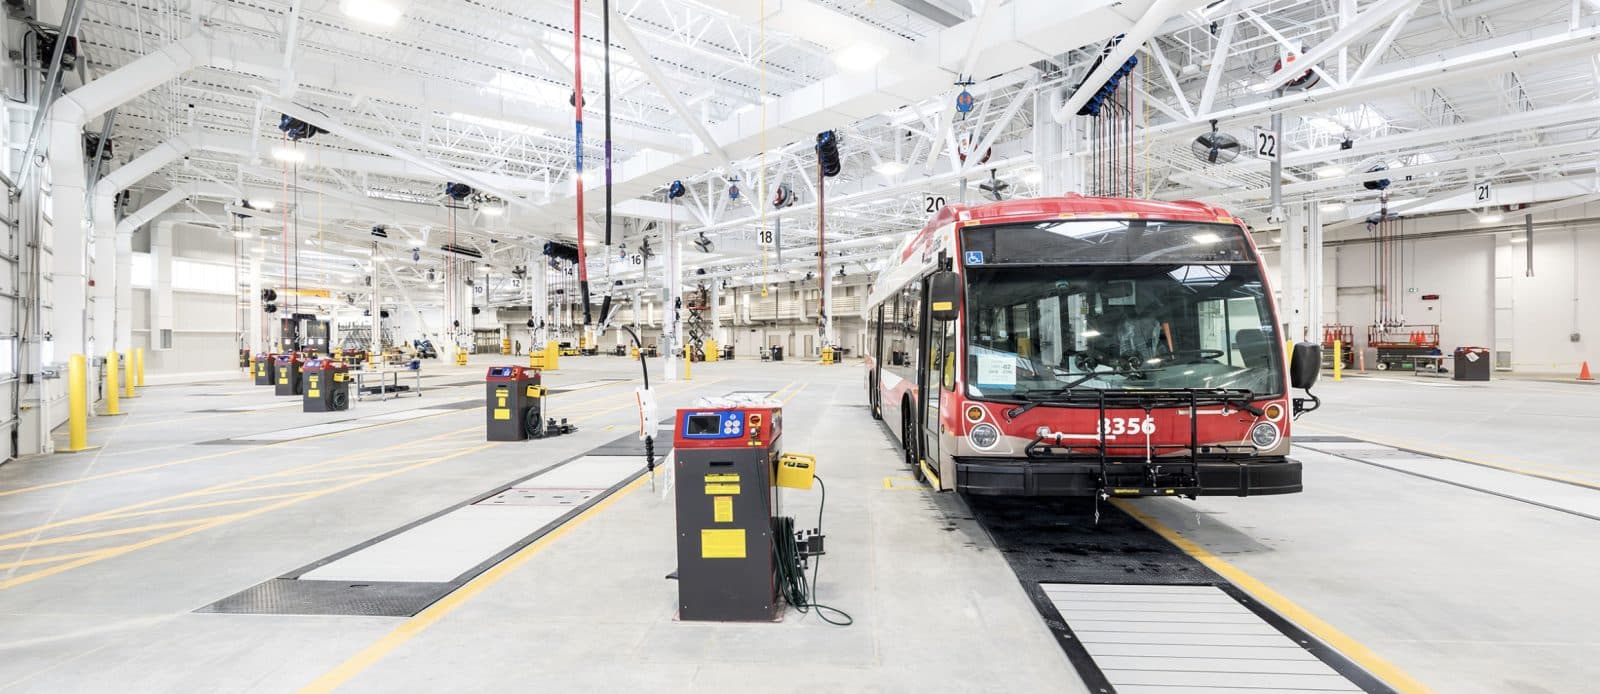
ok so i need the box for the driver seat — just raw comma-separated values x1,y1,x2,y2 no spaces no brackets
1235,329,1270,368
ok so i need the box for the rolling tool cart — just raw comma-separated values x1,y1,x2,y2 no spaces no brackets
486,366,539,441
302,358,351,412
253,353,275,386
673,405,784,621
484,367,574,441
274,353,305,396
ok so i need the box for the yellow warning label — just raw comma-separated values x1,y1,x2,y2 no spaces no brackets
526,385,540,397
713,495,733,523
705,473,741,483
497,397,507,407
278,377,287,384
308,389,320,397
704,483,741,495
701,528,745,559
493,409,511,420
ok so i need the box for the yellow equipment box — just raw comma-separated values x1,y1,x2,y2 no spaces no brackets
775,453,816,490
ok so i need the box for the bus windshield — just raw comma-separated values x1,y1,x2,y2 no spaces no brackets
962,222,1283,399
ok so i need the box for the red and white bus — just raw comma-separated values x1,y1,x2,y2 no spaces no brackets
865,195,1321,498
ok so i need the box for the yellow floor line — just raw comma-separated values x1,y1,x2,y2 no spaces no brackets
0,428,479,543
299,471,654,694
1113,500,1431,694
0,516,238,553
21,492,311,529
11,379,642,498
0,443,499,592
0,548,109,570
1298,422,1600,489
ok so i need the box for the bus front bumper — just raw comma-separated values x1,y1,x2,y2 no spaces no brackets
953,457,1302,497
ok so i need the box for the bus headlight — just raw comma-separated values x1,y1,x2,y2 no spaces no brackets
969,424,1000,450
1249,422,1281,449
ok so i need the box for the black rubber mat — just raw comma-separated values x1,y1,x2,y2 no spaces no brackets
968,496,1393,694
968,497,1220,586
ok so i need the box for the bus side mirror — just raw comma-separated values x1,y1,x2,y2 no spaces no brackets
929,271,960,322
1290,343,1321,389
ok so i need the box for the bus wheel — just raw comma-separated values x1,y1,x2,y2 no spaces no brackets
869,377,882,420
901,409,918,472
1376,361,1389,371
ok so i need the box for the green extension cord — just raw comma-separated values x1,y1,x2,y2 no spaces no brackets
771,475,853,626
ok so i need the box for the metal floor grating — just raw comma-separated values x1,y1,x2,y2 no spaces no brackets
969,498,1392,693
1044,583,1365,693
197,579,451,617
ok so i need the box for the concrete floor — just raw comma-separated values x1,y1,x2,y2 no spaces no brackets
0,361,1594,692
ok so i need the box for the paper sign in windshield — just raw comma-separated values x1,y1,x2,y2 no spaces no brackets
976,354,1016,387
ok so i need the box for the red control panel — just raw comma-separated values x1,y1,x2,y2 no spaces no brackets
673,406,782,450
486,366,539,382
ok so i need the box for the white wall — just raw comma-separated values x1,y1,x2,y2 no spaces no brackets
1263,205,1599,375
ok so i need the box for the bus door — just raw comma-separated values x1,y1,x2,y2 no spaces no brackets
918,276,947,475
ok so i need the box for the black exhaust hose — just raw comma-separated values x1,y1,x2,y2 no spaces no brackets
582,280,593,325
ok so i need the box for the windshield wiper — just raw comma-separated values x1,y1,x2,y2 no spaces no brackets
1215,390,1264,417
1004,389,1089,419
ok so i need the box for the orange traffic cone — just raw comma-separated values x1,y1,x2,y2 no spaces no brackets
1580,361,1594,381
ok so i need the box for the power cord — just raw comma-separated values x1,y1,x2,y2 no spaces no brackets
771,475,852,626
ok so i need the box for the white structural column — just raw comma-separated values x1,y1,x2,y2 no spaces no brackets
247,253,261,352
1280,205,1307,344
821,272,835,351
51,207,89,359
150,222,174,351
709,279,722,345
1033,89,1061,194
369,242,381,353
533,258,548,345
116,229,134,353
662,214,681,382
1306,202,1325,345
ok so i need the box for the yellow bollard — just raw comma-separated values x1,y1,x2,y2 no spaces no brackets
62,354,95,452
104,351,123,416
135,347,145,387
545,340,560,370
685,350,692,380
1333,340,1343,381
123,353,138,399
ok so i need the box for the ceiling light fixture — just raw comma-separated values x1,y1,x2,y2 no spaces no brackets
232,230,252,239
1315,165,1345,179
271,147,305,163
1478,213,1504,224
340,0,403,27
248,199,274,211
1319,202,1345,214
872,161,906,176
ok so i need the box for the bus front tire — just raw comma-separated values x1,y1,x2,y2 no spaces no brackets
901,408,919,474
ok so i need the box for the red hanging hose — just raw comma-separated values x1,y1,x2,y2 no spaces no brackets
573,0,591,325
